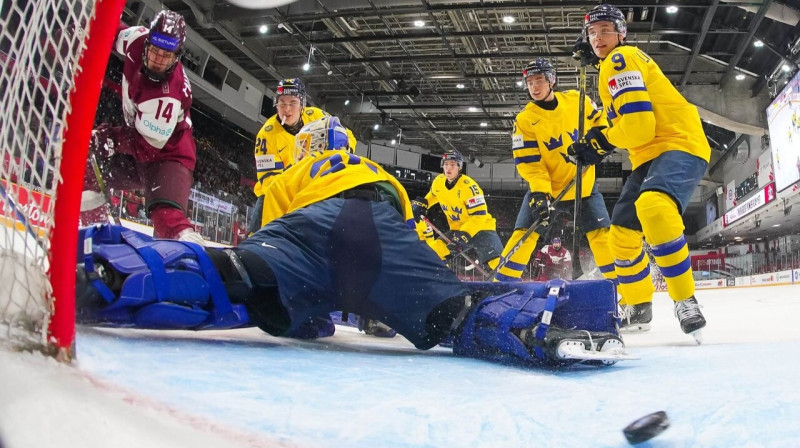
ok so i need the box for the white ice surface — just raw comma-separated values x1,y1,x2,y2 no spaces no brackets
3,285,800,448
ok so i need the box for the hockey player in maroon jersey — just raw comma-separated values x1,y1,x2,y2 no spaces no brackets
533,237,573,280
81,10,203,243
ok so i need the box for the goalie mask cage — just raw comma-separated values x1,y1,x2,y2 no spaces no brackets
0,0,126,360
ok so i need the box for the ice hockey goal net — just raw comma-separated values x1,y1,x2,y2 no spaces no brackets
0,0,125,360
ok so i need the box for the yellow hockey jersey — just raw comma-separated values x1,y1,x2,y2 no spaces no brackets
422,174,496,236
253,107,357,196
512,90,606,201
260,149,413,226
597,45,711,169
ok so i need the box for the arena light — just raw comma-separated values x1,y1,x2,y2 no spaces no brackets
735,73,746,81
414,20,425,27
502,16,515,24
468,106,478,112
666,5,678,13
259,24,268,34
753,40,763,48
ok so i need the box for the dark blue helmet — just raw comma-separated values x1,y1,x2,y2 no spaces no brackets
441,149,464,170
584,4,627,36
274,78,307,108
523,58,556,85
552,237,561,246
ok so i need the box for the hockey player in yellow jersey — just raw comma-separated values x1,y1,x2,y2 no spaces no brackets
569,4,709,339
411,150,503,272
251,78,356,229
494,58,621,290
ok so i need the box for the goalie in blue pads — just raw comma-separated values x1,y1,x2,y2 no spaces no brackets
75,116,632,366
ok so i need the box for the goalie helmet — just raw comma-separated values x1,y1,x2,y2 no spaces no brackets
274,78,307,108
441,149,464,170
522,58,557,85
294,116,349,161
142,10,186,82
583,4,627,36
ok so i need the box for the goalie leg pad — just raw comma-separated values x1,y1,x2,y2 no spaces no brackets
453,279,620,366
77,224,248,330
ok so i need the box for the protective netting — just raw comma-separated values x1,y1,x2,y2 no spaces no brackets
0,1,97,350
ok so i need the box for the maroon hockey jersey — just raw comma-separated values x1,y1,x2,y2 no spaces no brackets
109,24,196,171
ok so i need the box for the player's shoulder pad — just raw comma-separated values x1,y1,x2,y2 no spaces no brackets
303,107,327,120
559,90,581,101
120,26,148,42
460,175,477,187
261,115,283,133
515,106,542,132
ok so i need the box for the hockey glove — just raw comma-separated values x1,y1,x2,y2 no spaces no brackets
446,231,471,254
411,197,428,220
528,192,552,225
568,126,614,165
90,123,116,158
571,37,599,66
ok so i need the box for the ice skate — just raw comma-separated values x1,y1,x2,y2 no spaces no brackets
619,302,652,332
178,228,207,245
521,324,637,366
674,296,705,344
357,316,397,338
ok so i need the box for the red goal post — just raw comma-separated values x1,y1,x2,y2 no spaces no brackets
0,0,126,360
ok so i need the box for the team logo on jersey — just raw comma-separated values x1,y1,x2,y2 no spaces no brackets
544,135,564,151
264,125,273,132
607,71,644,98
467,195,486,207
306,109,314,115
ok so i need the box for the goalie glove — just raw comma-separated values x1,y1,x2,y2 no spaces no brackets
568,126,614,165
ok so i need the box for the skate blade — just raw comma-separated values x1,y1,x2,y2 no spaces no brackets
619,323,651,333
690,329,703,345
556,340,639,363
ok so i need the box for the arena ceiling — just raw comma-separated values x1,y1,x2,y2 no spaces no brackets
144,0,800,163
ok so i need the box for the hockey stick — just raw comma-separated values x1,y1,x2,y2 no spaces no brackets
89,154,117,225
572,57,588,280
419,215,490,278
489,169,587,279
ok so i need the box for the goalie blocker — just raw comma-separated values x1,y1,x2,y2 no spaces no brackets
76,224,632,366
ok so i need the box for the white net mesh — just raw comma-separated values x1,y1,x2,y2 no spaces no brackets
0,1,97,350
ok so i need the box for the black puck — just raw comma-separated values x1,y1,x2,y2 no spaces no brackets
623,410,670,445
